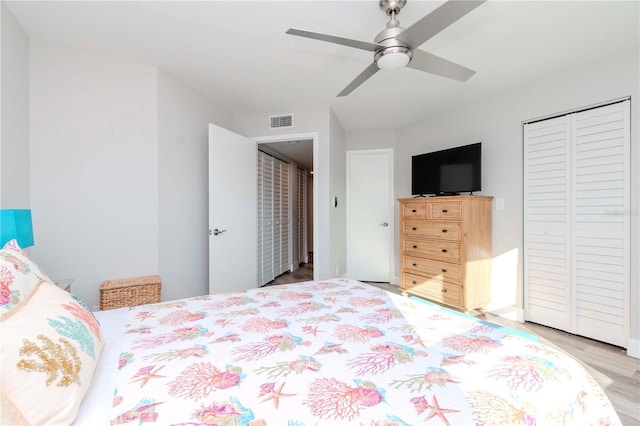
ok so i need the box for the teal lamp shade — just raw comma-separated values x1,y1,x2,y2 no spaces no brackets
0,209,34,248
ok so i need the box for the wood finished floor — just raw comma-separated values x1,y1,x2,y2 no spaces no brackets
263,270,640,425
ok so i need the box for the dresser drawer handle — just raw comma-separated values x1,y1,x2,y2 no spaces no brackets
441,288,447,293
412,281,417,285
412,227,417,231
412,245,418,249
412,263,417,267
442,269,447,273
442,209,448,213
442,249,448,253
441,229,447,233
412,209,417,213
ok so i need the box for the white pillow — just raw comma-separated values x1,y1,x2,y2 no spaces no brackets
1,281,104,425
0,239,50,320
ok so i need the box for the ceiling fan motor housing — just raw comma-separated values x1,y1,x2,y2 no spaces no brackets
379,0,407,16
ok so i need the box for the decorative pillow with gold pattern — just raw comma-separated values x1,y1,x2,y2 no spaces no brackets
0,281,104,425
0,239,50,319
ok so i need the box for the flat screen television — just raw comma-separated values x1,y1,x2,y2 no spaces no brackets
411,142,481,196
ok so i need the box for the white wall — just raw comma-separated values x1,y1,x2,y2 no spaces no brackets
345,128,397,152
396,48,639,350
157,70,233,302
29,40,159,308
234,107,339,279
0,3,29,209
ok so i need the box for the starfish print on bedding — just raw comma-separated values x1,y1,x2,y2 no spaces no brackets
302,325,325,337
134,311,156,321
129,365,166,388
214,318,234,328
258,382,295,409
424,394,460,425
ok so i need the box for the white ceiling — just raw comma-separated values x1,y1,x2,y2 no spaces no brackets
6,0,639,133
262,139,314,170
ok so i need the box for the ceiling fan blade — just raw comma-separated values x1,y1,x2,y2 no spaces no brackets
398,0,485,48
337,62,380,97
407,49,475,82
286,28,379,52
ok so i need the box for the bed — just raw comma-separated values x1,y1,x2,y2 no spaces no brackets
1,240,621,425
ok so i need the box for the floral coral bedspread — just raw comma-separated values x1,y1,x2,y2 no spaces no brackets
109,279,619,425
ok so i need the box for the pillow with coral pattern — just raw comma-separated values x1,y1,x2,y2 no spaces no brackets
0,239,50,320
0,281,103,425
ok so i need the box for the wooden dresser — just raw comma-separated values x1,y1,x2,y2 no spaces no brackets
399,195,492,311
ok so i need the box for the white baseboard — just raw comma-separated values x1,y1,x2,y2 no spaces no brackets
488,306,525,323
627,338,640,359
391,275,400,286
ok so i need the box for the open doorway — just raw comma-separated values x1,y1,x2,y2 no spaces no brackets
255,137,315,287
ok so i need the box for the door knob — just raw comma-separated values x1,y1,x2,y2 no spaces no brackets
379,222,389,227
211,228,227,236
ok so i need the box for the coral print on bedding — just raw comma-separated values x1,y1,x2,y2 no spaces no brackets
0,239,49,317
110,279,619,425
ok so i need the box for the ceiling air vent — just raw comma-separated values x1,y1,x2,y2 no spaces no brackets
270,114,294,129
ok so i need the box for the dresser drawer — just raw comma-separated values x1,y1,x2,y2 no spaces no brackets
402,203,428,219
430,202,461,219
401,272,461,307
403,220,461,241
403,239,461,262
403,255,461,284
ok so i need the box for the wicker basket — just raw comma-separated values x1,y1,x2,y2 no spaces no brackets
99,275,161,310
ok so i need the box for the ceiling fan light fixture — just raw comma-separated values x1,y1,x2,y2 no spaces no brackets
375,46,412,70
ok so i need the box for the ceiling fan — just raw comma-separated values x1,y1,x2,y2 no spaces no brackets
286,0,485,97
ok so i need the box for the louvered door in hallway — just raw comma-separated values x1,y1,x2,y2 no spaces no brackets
257,150,292,286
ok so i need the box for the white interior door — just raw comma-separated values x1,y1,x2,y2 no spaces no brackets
208,124,257,294
346,149,393,282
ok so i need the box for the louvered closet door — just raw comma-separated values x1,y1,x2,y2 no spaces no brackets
572,101,629,347
280,163,290,273
257,152,264,285
297,168,306,264
525,100,630,348
262,154,275,284
273,160,282,277
524,115,572,331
